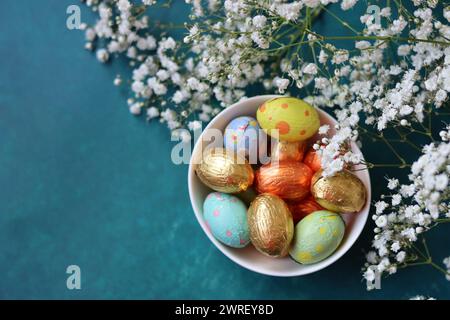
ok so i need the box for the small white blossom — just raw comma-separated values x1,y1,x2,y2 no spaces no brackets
303,63,318,75
252,15,267,29
147,107,159,119
375,215,388,228
410,296,436,300
391,194,402,206
341,0,358,11
396,251,406,263
318,125,330,135
274,77,290,93
129,102,142,115
96,49,109,63
375,201,389,214
188,120,202,131
387,178,399,190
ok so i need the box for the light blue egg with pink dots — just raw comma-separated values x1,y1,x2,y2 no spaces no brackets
224,116,264,158
203,192,250,248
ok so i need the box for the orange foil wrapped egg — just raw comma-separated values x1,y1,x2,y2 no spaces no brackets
270,140,306,163
303,148,322,172
255,161,313,200
287,195,325,223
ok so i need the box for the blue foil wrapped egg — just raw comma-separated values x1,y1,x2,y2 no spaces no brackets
203,192,250,248
224,116,265,159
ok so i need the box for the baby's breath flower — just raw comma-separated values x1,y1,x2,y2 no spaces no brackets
147,107,159,119
410,296,437,300
375,201,389,214
274,77,290,94
96,48,109,63
318,125,330,135
252,15,267,29
387,178,399,190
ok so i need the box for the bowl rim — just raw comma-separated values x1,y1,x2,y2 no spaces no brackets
188,94,371,277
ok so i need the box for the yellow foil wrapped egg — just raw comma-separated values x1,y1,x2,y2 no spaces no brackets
247,194,294,258
311,170,366,213
256,97,320,142
195,147,254,193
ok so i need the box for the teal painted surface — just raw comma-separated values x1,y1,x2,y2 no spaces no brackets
0,0,449,299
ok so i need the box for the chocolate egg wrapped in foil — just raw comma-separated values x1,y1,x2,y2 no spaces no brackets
247,194,294,257
195,147,254,193
255,161,313,200
287,195,325,223
311,170,366,213
303,148,322,172
270,140,306,163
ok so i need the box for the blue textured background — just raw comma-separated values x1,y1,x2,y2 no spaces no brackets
0,0,449,299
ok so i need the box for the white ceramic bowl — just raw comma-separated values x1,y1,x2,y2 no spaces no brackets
188,95,371,277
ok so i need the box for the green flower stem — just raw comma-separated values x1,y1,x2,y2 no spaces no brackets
429,261,450,276
409,239,450,277
391,139,423,151
428,105,432,134
422,238,431,259
323,35,450,46
367,163,411,168
377,133,409,167
360,125,425,153
400,260,431,268
393,0,415,20
319,5,360,35
267,33,450,52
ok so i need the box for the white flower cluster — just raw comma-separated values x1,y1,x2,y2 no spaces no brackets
409,295,436,300
81,0,364,138
363,130,450,288
184,1,272,99
303,4,450,176
444,256,450,281
82,0,224,136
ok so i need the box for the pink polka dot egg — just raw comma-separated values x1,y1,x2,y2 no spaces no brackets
203,192,250,248
256,97,320,142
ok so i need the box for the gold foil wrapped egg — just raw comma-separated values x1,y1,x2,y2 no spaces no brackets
255,161,313,200
270,140,306,162
195,147,254,193
247,194,294,257
311,170,366,213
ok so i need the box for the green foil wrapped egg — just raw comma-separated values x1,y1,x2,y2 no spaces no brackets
256,97,320,142
289,211,345,264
